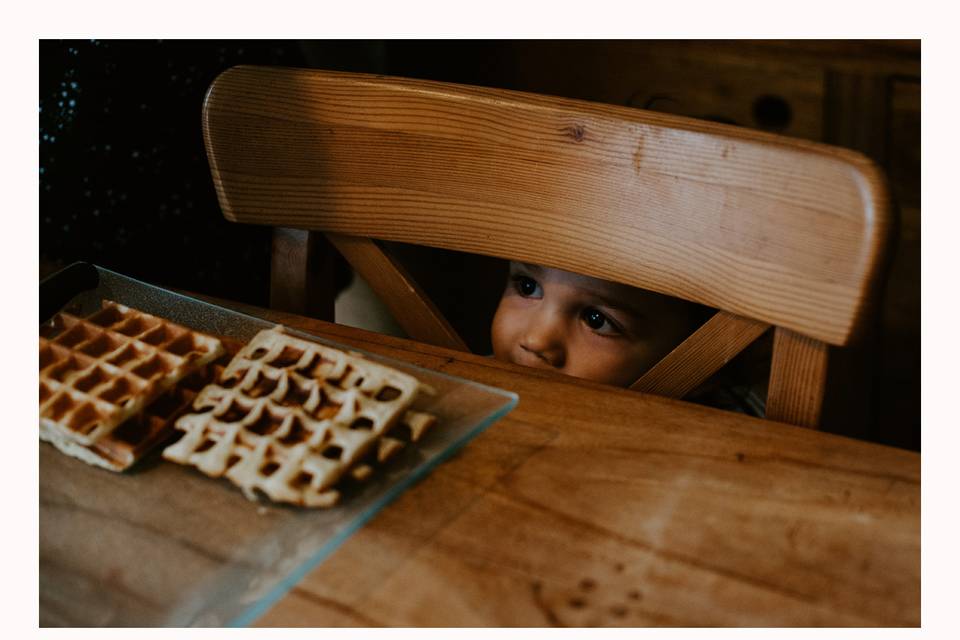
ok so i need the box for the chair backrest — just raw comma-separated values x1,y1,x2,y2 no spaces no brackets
202,65,892,429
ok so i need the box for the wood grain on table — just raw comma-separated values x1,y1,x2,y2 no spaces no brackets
234,306,919,627
39,298,918,627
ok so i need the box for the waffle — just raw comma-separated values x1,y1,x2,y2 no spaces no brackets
39,301,226,462
39,368,210,472
305,408,437,504
162,326,437,507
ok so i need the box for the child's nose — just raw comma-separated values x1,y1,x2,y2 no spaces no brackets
519,314,565,368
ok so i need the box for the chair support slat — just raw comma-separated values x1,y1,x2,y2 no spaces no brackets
270,228,336,321
631,311,770,398
766,328,829,429
326,232,470,353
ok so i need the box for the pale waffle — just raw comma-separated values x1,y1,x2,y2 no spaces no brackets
162,326,437,507
39,301,226,454
344,409,437,485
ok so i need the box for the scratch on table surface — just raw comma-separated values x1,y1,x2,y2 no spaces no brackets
633,135,645,175
628,470,694,577
530,580,564,627
280,587,386,626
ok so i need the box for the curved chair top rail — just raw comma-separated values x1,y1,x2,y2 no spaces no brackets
203,65,891,346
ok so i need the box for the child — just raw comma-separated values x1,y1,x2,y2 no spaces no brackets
490,261,705,388
490,261,768,415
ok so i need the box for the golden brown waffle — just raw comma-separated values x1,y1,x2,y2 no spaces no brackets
163,326,437,507
39,301,225,454
38,358,230,472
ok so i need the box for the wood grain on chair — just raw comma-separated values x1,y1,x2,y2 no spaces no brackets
202,66,892,429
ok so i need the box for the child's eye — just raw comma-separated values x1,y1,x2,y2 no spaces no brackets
512,275,541,298
581,307,620,335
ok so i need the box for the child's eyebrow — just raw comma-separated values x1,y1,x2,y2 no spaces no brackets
515,262,543,275
578,285,652,319
513,262,647,319
589,294,646,319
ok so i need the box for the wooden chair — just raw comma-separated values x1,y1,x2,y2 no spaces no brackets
202,65,892,429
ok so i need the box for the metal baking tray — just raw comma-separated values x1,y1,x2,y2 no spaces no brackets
39,264,518,626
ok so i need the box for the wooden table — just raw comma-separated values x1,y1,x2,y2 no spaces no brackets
213,304,919,627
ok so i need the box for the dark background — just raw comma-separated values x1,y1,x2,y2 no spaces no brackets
39,40,920,450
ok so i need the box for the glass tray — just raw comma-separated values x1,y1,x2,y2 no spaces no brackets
39,265,518,627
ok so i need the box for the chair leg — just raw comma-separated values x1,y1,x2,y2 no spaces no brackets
767,328,829,429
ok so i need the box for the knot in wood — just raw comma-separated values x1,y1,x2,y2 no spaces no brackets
563,124,586,142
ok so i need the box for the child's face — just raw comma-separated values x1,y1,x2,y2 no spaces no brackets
491,262,695,387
